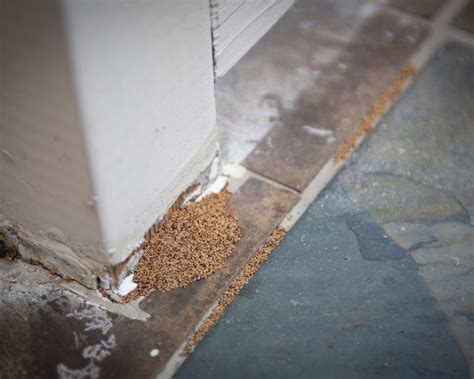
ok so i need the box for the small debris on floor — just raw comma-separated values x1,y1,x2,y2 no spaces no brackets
451,257,460,267
124,190,241,301
150,349,160,358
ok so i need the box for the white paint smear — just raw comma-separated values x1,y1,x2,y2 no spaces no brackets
117,274,137,297
67,308,113,335
197,176,227,201
302,125,334,138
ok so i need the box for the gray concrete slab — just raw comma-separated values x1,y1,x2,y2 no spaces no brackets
176,41,474,378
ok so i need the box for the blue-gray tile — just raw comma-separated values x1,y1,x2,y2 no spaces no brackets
176,211,468,378
176,41,474,378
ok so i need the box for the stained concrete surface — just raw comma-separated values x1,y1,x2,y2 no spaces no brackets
176,41,474,378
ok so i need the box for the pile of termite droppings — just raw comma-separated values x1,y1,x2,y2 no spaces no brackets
123,190,241,302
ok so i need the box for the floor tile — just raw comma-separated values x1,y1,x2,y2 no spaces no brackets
453,0,474,34
177,41,474,378
217,0,427,190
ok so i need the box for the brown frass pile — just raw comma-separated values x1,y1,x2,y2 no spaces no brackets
181,227,287,356
124,190,241,301
334,64,416,162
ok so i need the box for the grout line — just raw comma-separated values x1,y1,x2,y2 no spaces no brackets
409,0,468,68
246,170,300,195
381,0,471,69
381,0,474,57
448,27,474,46
433,0,468,25
279,157,345,230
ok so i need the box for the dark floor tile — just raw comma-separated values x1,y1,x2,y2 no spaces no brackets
223,0,427,190
177,41,474,379
453,0,474,33
176,210,469,379
100,178,299,378
388,0,445,19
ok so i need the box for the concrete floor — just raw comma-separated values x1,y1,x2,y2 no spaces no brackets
177,41,474,378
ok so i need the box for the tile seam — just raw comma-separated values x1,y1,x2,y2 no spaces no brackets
246,170,301,195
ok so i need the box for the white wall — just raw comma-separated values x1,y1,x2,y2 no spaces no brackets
211,0,294,76
63,0,217,265
1,0,217,287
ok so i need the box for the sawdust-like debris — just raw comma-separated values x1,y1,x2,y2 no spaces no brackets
124,190,240,301
334,64,416,162
181,227,286,356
